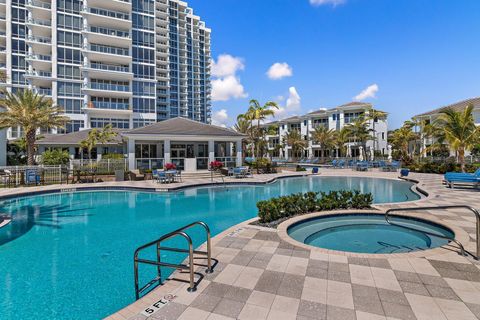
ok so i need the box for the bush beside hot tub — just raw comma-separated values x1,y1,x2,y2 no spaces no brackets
257,190,373,223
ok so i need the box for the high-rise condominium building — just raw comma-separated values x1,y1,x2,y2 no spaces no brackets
1,0,211,140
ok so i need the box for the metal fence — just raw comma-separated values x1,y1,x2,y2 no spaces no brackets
70,159,128,174
0,165,66,187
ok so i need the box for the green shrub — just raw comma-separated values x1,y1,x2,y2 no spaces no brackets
41,149,70,165
102,153,124,160
407,160,478,174
257,190,373,223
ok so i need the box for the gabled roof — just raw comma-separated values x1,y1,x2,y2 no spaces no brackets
36,129,124,145
336,101,373,109
414,97,480,118
125,117,245,137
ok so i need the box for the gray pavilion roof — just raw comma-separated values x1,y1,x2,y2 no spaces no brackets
125,117,245,137
414,97,480,118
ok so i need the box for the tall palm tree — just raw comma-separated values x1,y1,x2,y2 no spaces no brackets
311,126,336,163
79,124,118,159
237,99,279,157
283,130,307,160
0,89,68,165
434,105,479,172
234,118,253,158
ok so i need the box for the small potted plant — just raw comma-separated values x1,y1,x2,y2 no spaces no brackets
209,160,223,171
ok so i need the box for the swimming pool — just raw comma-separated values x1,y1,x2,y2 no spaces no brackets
287,214,453,254
0,176,419,319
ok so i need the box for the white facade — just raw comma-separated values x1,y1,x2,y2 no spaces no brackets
2,0,211,140
267,102,388,159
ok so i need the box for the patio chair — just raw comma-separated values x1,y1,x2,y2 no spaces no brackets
233,167,244,178
338,160,346,169
312,167,319,175
175,170,182,182
332,159,338,168
128,170,145,181
227,167,235,177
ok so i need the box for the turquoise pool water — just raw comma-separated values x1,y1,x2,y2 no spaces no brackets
0,176,419,319
288,214,453,254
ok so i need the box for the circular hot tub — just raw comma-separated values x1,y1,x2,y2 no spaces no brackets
287,214,454,254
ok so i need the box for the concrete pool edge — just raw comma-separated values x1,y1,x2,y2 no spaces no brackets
276,209,470,259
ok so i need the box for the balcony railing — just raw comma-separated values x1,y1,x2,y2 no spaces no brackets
87,82,130,92
89,62,129,73
27,54,51,61
36,88,52,95
87,101,130,110
88,26,130,39
89,44,129,56
27,18,51,27
26,70,52,77
85,7,130,20
27,35,51,44
27,0,51,9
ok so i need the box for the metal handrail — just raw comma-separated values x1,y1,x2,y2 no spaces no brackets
385,205,480,259
133,221,213,300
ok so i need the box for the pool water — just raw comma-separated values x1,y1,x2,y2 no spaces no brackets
0,177,419,319
288,214,454,254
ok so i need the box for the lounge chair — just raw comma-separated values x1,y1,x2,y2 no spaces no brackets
338,160,346,168
332,160,338,168
444,168,480,188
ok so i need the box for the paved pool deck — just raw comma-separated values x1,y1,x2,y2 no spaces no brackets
4,169,480,320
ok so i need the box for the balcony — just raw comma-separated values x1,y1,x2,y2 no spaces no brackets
83,82,132,98
84,26,131,47
82,6,131,27
35,87,52,96
26,0,51,10
83,101,132,115
84,44,131,64
26,18,52,33
26,54,52,69
85,0,131,14
81,62,133,80
25,70,53,85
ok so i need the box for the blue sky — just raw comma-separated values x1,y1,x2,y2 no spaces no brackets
188,0,480,129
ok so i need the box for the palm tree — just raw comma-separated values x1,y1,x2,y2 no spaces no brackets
335,127,350,157
283,130,307,160
434,105,479,172
366,108,387,152
79,124,118,160
234,118,253,158
390,124,417,161
0,89,68,165
237,99,279,157
345,117,373,155
311,126,336,163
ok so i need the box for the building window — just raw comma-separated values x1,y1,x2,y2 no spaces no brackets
58,120,84,133
91,118,129,129
133,119,155,128
58,82,82,97
135,144,157,158
58,98,82,114
133,98,156,113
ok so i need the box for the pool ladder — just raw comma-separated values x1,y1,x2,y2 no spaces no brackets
133,221,216,300
385,205,480,260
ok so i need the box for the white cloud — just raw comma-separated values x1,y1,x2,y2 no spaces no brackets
273,87,302,119
310,0,346,6
267,62,293,80
212,76,247,101
354,84,379,101
211,54,244,77
211,54,248,101
211,109,229,127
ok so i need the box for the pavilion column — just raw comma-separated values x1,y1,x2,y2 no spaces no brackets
208,139,215,164
127,138,135,170
236,140,242,167
164,139,171,165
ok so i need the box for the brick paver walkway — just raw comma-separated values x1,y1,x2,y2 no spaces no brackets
103,171,480,320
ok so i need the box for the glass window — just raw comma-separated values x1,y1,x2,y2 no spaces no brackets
58,98,82,114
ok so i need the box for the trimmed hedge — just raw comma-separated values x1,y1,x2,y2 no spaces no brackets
257,190,373,223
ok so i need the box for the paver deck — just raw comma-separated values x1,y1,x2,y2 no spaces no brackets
4,169,480,319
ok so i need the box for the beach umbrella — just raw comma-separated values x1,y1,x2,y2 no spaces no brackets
370,147,375,161
359,146,364,161
346,144,352,158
